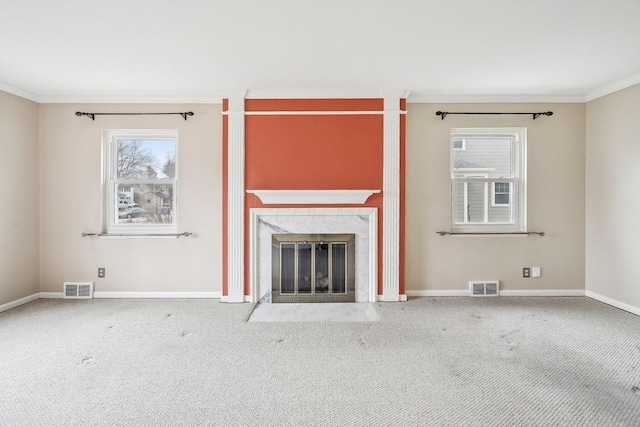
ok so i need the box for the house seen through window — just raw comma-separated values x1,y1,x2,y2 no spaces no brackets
450,127,526,233
104,130,178,234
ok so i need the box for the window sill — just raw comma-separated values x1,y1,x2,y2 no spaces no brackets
81,232,192,239
437,231,544,237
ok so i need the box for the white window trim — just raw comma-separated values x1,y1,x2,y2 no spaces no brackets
103,129,179,235
450,127,527,233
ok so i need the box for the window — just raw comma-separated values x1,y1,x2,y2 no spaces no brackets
450,128,526,232
492,182,511,206
104,130,178,234
452,138,466,151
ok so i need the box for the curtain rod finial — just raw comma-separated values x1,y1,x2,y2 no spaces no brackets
75,112,95,120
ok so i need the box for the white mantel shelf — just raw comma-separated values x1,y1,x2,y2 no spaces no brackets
246,189,381,205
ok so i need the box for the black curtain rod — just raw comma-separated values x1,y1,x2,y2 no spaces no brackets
436,111,553,120
75,111,194,121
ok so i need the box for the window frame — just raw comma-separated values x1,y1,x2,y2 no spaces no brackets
450,127,527,233
103,129,179,235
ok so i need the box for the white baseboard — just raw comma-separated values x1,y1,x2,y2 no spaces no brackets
220,295,256,303
39,292,64,298
406,290,470,297
376,294,409,302
93,291,221,299
0,293,40,313
2,292,222,311
406,289,585,297
500,289,585,297
586,290,640,316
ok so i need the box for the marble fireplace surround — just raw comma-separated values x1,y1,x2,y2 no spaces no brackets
249,207,378,304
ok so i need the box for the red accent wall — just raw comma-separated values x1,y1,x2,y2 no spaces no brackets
245,115,383,189
223,98,405,298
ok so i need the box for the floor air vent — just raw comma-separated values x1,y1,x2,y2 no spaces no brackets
63,282,94,299
469,281,499,297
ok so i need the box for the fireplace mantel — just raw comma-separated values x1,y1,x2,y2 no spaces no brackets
246,189,381,205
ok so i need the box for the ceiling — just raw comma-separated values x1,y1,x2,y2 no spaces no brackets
1,0,639,103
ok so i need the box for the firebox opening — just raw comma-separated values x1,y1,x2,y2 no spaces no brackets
272,234,356,303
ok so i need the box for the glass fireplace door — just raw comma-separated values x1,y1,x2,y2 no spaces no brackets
272,234,354,303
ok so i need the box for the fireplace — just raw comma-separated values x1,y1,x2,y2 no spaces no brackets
250,207,378,303
272,234,355,303
223,95,407,303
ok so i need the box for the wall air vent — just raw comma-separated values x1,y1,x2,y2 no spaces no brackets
63,282,94,299
469,281,499,297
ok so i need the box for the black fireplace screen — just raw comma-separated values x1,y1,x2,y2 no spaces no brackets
272,234,355,303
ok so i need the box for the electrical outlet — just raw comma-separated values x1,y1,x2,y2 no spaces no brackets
523,267,530,278
98,268,105,278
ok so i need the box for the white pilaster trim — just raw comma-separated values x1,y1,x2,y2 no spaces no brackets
381,91,407,302
225,90,247,303
586,290,640,316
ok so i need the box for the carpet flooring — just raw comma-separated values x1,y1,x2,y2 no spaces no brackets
1,297,639,426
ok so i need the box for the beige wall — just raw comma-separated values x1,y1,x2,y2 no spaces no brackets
38,104,222,294
0,91,40,305
406,103,586,293
586,84,640,309
0,97,597,302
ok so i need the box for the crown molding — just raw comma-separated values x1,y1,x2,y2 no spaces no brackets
407,93,586,104
243,89,409,99
34,92,585,105
36,95,224,104
585,72,640,102
35,89,409,104
3,75,639,105
0,81,40,102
